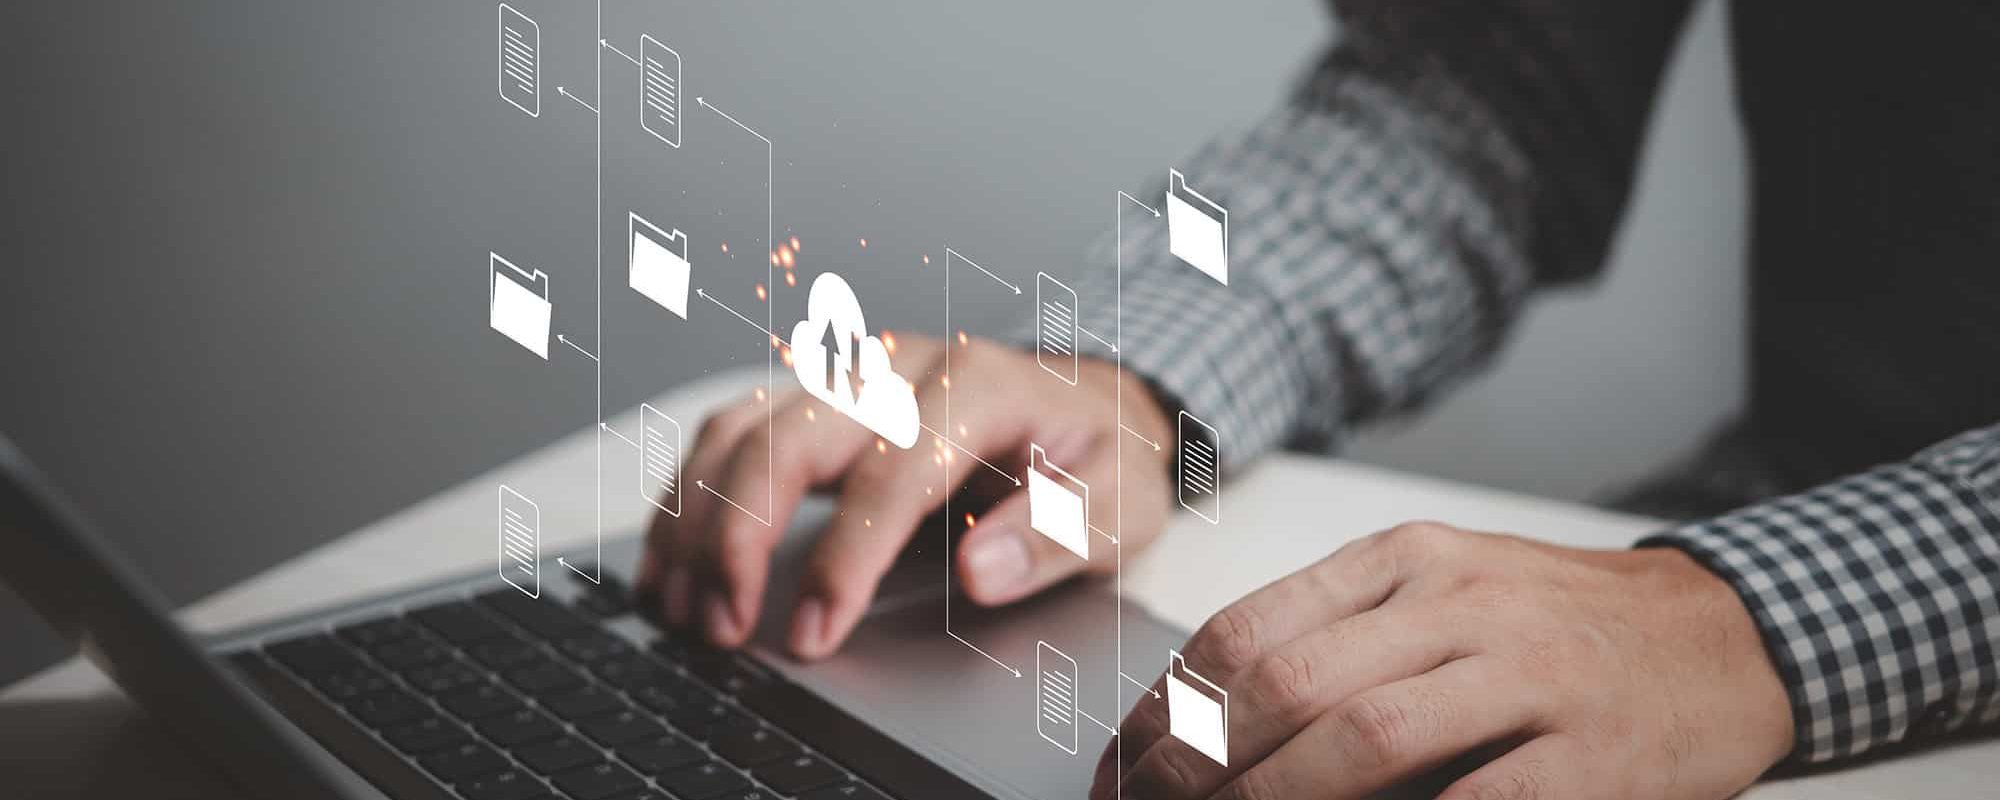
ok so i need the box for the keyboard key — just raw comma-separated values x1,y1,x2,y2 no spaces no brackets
664,699,748,740
551,761,644,800
710,725,799,767
558,632,636,664
411,600,511,644
405,660,487,694
629,680,713,717
542,686,626,721
593,654,681,689
336,617,419,649
382,716,471,754
573,576,632,618
579,710,668,747
371,638,450,670
798,783,892,800
476,707,565,748
470,635,544,669
754,754,845,795
420,741,511,782
615,735,704,774
656,761,749,800
267,634,363,676
310,663,396,702
480,591,593,640
439,684,526,720
346,689,430,728
457,768,550,800
515,737,602,775
505,660,588,695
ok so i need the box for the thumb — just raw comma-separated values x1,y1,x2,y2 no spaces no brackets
958,473,1111,606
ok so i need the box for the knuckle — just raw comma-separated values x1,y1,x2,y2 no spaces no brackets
1225,766,1288,800
1336,694,1416,771
1192,603,1271,674
1242,650,1321,718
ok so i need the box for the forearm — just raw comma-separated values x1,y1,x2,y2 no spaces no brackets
1644,423,2000,763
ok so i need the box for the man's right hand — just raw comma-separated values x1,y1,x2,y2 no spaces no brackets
633,334,1176,660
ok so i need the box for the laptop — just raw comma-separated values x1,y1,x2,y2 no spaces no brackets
0,433,1189,799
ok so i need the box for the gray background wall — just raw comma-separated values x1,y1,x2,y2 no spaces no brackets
1,1,1743,684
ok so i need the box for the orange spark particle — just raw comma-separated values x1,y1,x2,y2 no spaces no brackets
922,254,931,265
755,283,768,301
864,518,873,528
754,387,767,402
881,331,897,355
805,408,816,421
926,487,934,496
964,513,977,528
781,349,795,367
957,423,968,437
721,242,731,254
770,251,780,267
876,440,887,453
957,330,969,346
790,235,801,252
858,238,868,248
940,375,952,389
933,454,943,466
769,334,782,349
784,272,796,287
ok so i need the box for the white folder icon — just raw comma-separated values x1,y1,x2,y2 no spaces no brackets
1027,444,1089,560
1166,649,1229,766
489,252,551,359
629,212,690,318
1166,168,1229,285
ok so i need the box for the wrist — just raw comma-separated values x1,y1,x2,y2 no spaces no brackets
1645,546,1798,770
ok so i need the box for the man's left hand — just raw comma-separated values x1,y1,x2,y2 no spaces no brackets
1098,522,1795,800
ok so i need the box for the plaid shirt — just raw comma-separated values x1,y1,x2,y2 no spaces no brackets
1064,6,2000,766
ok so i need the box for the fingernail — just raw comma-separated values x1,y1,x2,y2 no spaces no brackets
789,596,828,659
703,591,741,645
964,526,1032,593
663,567,692,626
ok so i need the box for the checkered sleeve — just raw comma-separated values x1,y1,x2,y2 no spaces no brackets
1048,3,1693,470
1644,424,2000,764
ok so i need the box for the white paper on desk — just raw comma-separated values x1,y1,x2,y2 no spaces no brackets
490,252,552,359
629,212,690,318
1167,649,1228,766
1166,168,1228,285
1027,444,1090,560
497,485,540,598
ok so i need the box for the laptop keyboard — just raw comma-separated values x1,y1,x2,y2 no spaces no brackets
239,578,899,800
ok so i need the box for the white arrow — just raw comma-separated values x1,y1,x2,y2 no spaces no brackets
948,632,1022,678
557,86,598,115
916,422,1021,486
696,480,772,527
1078,326,1119,354
1120,672,1162,699
557,334,599,362
599,38,640,66
1078,709,1119,736
696,288,776,338
943,247,1022,295
697,96,772,145
1120,424,1162,452
556,557,600,584
599,423,638,449
1119,190,1162,217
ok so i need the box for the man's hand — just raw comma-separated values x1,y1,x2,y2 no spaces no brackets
1101,522,1795,800
634,333,1175,660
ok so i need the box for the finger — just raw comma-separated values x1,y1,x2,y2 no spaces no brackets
1436,733,1588,800
1103,529,1414,776
786,369,1036,659
1113,600,1466,799
640,399,764,626
697,391,880,648
1208,657,1546,800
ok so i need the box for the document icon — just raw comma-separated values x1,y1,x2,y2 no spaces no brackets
639,35,682,148
1027,444,1089,560
1177,411,1220,524
1166,168,1228,285
1036,641,1079,755
639,404,681,517
1036,272,1079,385
490,252,552,359
497,4,540,117
497,485,540,598
629,212,691,318
1166,649,1229,766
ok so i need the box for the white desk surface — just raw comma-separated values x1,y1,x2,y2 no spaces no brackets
3,370,1993,798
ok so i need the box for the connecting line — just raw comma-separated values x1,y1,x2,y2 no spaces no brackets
557,334,600,362
1120,672,1162,699
1078,709,1119,736
599,422,639,449
1119,191,1162,218
557,86,598,115
696,288,776,338
1078,325,1119,354
948,632,1023,678
558,557,595,580
1114,186,1164,800
696,94,776,526
1120,424,1162,452
695,480,773,527
582,0,606,585
943,247,1023,294
1089,523,1119,545
599,38,640,66
916,421,1021,486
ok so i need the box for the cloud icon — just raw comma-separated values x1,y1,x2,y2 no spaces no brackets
789,272,921,449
